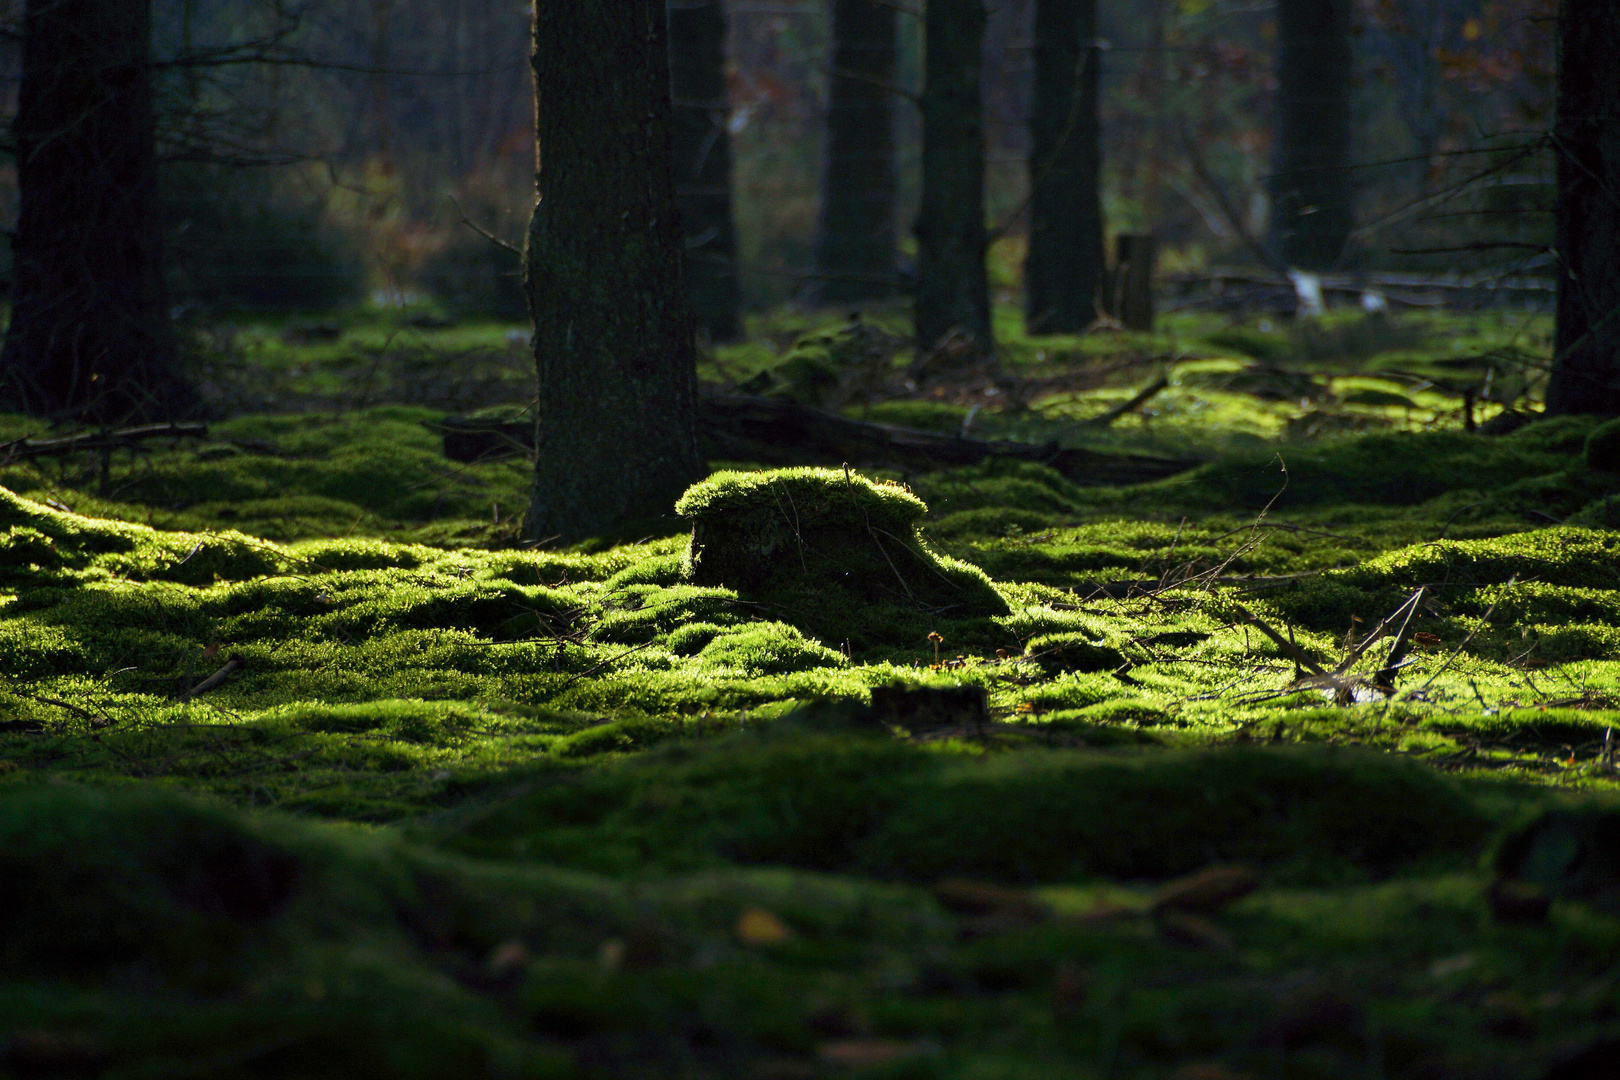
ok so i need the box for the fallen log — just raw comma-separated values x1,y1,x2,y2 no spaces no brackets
437,395,1204,487
0,422,208,461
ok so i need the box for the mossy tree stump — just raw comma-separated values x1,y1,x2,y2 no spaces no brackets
675,468,1007,619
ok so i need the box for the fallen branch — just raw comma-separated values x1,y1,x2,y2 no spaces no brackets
179,654,246,703
1228,601,1327,677
1083,376,1169,428
0,423,208,461
436,396,1205,487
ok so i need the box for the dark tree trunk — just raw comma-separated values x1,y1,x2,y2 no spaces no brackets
1547,0,1620,415
1024,0,1105,335
525,0,705,542
0,0,195,424
810,0,898,305
1268,0,1354,271
914,0,991,355
668,0,743,343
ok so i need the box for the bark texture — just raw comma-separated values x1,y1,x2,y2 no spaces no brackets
0,0,195,423
1024,0,1105,335
668,0,743,342
914,0,991,354
526,0,704,542
1268,0,1354,271
810,0,898,305
1547,0,1620,415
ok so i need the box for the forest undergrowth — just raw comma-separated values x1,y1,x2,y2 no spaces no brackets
1,306,1617,1079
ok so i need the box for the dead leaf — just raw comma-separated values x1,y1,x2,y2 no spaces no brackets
736,906,794,946
817,1039,931,1067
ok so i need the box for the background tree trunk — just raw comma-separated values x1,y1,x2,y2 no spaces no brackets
525,0,704,542
0,0,195,424
1024,0,1104,335
668,0,743,343
914,0,991,356
810,0,898,306
1547,0,1620,416
1268,0,1354,272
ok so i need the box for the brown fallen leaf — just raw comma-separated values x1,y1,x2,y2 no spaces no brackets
817,1039,931,1068
736,906,794,946
1152,865,1260,917
486,938,531,976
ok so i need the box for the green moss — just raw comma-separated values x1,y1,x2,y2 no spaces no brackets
1024,632,1130,674
695,622,847,675
1586,417,1620,474
676,469,1008,646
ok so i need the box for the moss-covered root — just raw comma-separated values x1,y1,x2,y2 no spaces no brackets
675,468,1008,619
0,483,287,587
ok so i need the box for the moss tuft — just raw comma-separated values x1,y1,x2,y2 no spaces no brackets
1586,418,1620,474
1025,632,1130,674
675,469,1008,646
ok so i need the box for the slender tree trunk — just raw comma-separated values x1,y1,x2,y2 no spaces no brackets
0,0,195,423
1547,0,1620,415
1023,0,1104,334
669,0,743,342
525,0,705,542
1268,0,1354,271
914,0,991,355
811,0,898,305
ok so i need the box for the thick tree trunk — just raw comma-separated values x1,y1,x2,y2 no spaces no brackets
1024,0,1105,335
914,0,991,355
0,0,195,424
668,0,743,343
1547,0,1620,415
1268,0,1354,272
525,0,705,542
810,0,899,305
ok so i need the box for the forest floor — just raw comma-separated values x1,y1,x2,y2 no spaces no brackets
0,304,1617,1079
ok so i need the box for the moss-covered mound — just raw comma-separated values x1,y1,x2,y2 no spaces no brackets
676,469,1008,647
441,727,1488,883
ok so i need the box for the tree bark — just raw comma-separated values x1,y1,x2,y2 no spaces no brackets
1547,0,1620,415
810,0,899,305
914,0,991,355
668,0,743,343
1268,0,1354,272
525,0,705,542
1024,0,1105,335
0,0,195,424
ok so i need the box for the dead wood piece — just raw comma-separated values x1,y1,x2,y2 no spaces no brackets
1151,865,1259,917
1229,601,1327,676
179,653,245,702
1064,573,1313,601
438,398,1204,487
696,394,1202,485
0,422,208,461
1083,376,1169,428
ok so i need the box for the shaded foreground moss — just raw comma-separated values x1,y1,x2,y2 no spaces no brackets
5,397,1620,1075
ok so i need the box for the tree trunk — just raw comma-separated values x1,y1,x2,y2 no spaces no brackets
525,0,705,542
914,0,991,356
0,0,195,424
1268,0,1354,272
1547,0,1620,415
810,0,899,305
1024,0,1105,335
668,0,743,343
